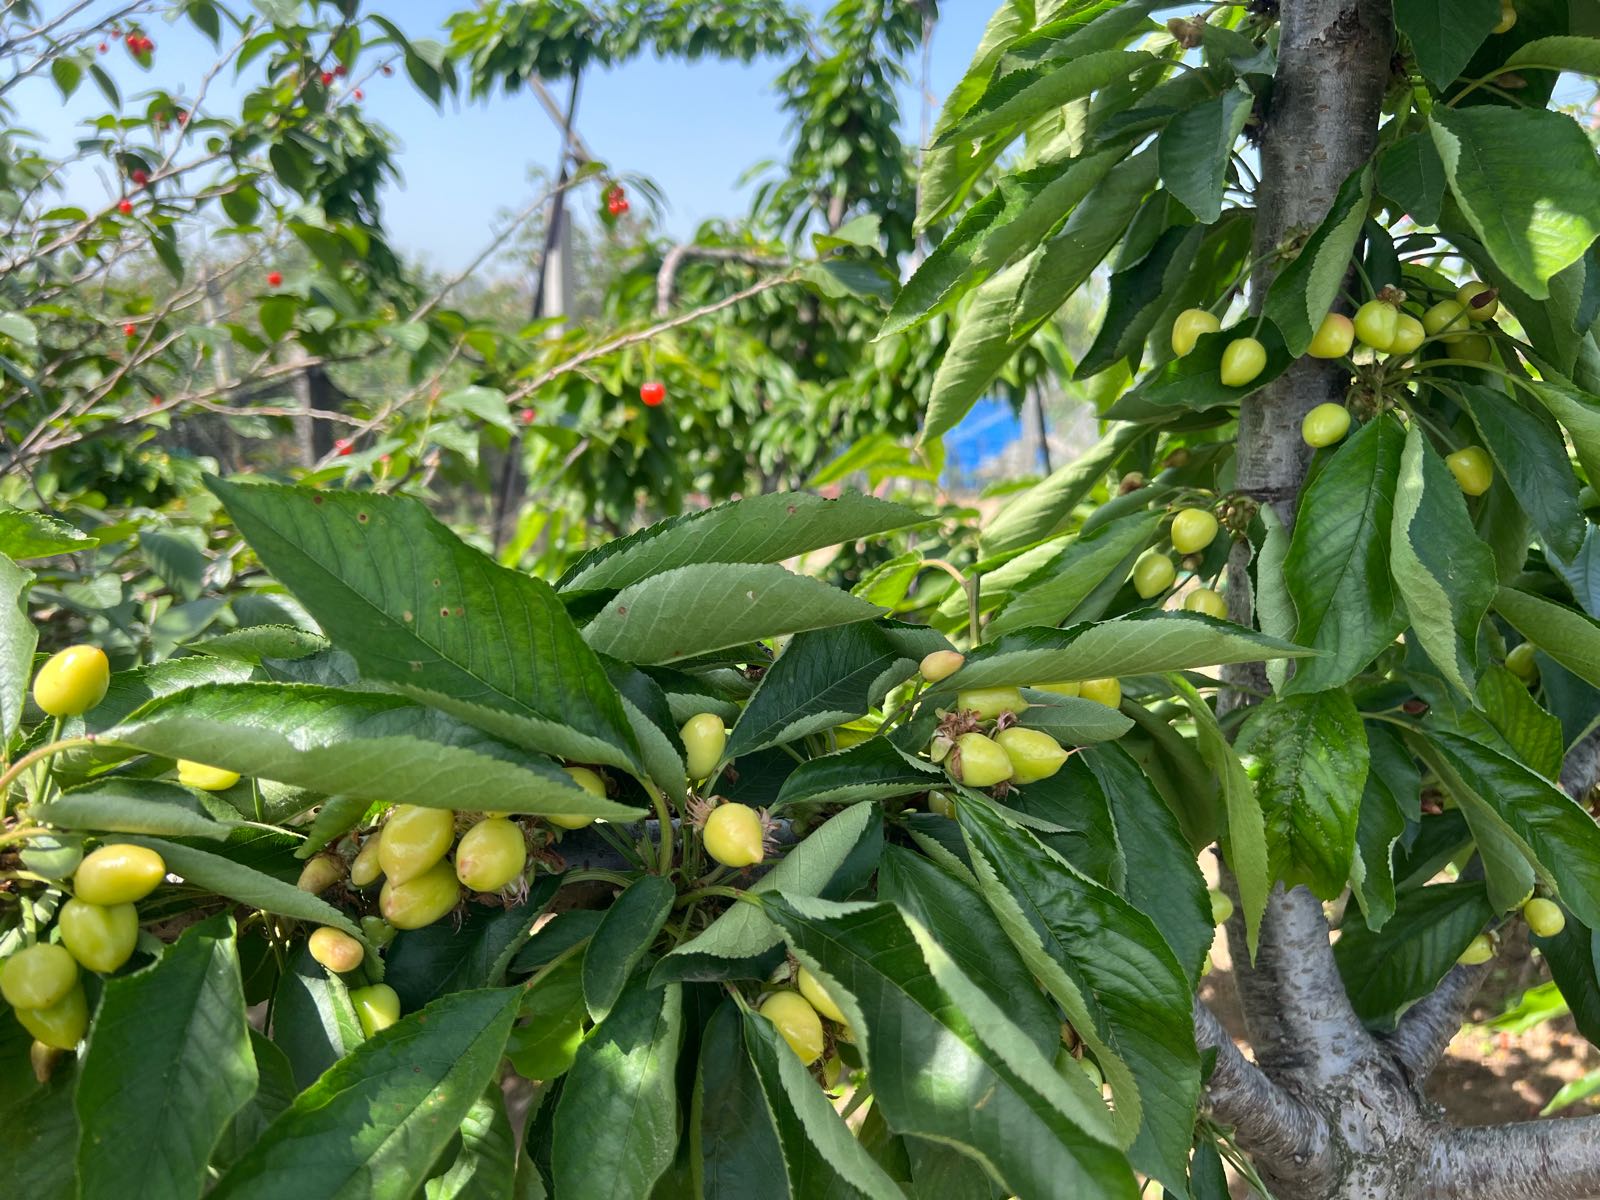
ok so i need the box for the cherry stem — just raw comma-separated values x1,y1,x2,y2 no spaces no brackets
0,737,93,823
643,780,674,876
921,558,981,647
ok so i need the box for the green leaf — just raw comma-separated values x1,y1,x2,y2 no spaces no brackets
1458,383,1585,560
1478,664,1563,780
885,146,1123,336
774,737,944,809
108,683,639,820
725,622,941,760
558,492,926,594
988,511,1161,635
1527,375,1600,486
1263,165,1374,355
0,507,97,559
957,801,1198,1191
1337,880,1494,1026
0,551,35,743
924,151,1157,442
980,422,1150,556
0,1024,77,1200
1389,423,1496,695
212,988,520,1200
384,876,562,1011
1237,690,1369,899
940,49,1154,144
763,895,1138,1200
118,835,366,945
552,979,682,1200
425,1086,518,1200
269,945,363,1090
1351,723,1420,932
1016,692,1136,744
213,1031,297,1174
1157,85,1253,223
691,1003,787,1200
1494,586,1600,689
923,610,1310,697
582,563,884,666
1076,224,1204,379
1427,731,1600,931
877,842,1061,1056
189,625,329,663
1502,34,1600,74
583,875,674,1023
1534,917,1600,1047
76,916,255,1200
34,779,234,840
1394,0,1498,87
655,803,881,982
505,952,587,1081
1378,133,1446,227
207,478,643,776
740,1005,904,1200
1282,414,1407,693
1430,106,1600,299
438,385,513,431
1174,676,1268,956
1082,743,1213,984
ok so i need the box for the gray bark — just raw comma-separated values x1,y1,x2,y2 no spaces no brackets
1195,4,1600,1199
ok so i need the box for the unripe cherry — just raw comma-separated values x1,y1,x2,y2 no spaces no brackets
454,817,527,892
1132,551,1176,599
379,858,461,930
74,844,165,905
759,990,825,1064
296,854,344,895
377,804,455,885
1524,897,1566,938
177,759,240,791
1422,299,1468,338
349,983,400,1037
1445,446,1494,496
796,966,848,1025
1033,681,1079,697
15,984,88,1049
549,766,605,829
1458,933,1494,966
1306,312,1354,359
703,802,764,867
1170,507,1219,554
1185,588,1228,619
1302,402,1351,448
919,650,965,682
1078,678,1122,709
1170,308,1220,358
1388,313,1425,357
350,837,383,886
58,900,139,973
994,727,1069,785
951,732,1013,788
955,686,1026,720
680,712,728,781
1219,336,1267,387
1457,280,1499,321
308,926,365,973
0,943,78,1010
1505,641,1539,683
32,644,110,717
1353,299,1399,351
1209,889,1235,926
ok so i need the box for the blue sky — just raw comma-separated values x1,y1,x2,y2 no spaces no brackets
18,3,997,271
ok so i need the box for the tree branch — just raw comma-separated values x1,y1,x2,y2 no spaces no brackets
654,244,788,315
1559,720,1600,803
1384,961,1493,1083
1423,1115,1600,1200
1196,1000,1333,1184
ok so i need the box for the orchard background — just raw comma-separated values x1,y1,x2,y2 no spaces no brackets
6,1,1600,1198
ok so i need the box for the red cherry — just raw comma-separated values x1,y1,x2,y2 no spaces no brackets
117,198,133,214
131,169,149,186
352,89,363,101
176,109,188,124
381,64,393,76
98,43,108,53
334,438,353,456
616,198,630,215
320,71,334,86
111,29,122,39
266,271,283,287
640,381,666,406
334,64,347,77
123,323,136,337
607,199,622,216
518,407,536,425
